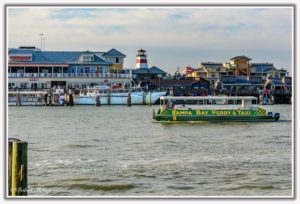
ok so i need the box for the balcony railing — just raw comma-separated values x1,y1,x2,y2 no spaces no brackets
8,73,130,78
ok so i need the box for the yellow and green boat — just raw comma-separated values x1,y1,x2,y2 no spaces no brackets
153,96,280,122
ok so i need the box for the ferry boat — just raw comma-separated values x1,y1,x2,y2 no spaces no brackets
74,88,166,105
153,96,280,122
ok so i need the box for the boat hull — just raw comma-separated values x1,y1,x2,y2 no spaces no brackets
75,91,166,105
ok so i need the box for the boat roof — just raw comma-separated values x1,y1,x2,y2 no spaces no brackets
9,91,47,94
160,96,257,100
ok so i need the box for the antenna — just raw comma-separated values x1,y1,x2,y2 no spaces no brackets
39,33,44,50
43,37,46,51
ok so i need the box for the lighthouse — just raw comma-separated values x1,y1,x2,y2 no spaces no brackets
135,49,148,69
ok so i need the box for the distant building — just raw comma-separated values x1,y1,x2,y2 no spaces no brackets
185,55,289,91
8,46,129,90
100,48,126,73
149,78,209,96
131,66,168,81
250,63,288,78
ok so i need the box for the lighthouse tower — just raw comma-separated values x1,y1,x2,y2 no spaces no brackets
135,49,148,69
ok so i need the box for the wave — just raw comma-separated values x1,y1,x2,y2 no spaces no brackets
227,185,275,190
64,144,97,148
67,184,135,191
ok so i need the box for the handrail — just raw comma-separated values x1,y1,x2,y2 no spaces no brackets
8,73,130,78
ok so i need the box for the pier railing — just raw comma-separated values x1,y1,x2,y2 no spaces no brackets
8,73,130,78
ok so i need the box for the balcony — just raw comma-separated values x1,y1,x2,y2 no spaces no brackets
8,73,130,78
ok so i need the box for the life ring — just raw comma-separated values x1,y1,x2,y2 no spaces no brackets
53,94,59,101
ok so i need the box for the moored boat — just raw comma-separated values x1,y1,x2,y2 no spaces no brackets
153,96,280,122
74,88,166,105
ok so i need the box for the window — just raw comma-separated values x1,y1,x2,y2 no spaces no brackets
41,83,47,88
20,83,28,89
82,54,94,62
116,57,119,63
8,83,15,89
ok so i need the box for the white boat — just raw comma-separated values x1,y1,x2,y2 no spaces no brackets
74,88,166,105
8,91,47,106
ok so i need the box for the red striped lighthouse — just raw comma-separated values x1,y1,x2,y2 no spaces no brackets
135,49,148,69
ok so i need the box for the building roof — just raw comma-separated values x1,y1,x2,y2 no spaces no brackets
269,77,282,85
150,78,209,87
200,62,223,70
102,48,126,57
220,75,252,85
132,68,149,74
250,63,275,73
8,49,112,65
149,66,167,74
132,66,168,75
230,55,252,61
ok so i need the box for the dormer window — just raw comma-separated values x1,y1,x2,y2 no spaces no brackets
82,54,94,62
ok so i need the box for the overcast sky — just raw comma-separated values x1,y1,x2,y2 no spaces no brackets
7,6,293,74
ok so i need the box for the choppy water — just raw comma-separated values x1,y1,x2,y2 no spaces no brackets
8,105,293,197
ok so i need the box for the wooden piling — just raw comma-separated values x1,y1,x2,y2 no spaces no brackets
107,89,111,105
127,91,132,106
96,95,101,106
142,91,146,105
10,140,28,196
149,91,152,106
16,91,21,106
69,94,74,106
68,89,74,106
43,93,48,106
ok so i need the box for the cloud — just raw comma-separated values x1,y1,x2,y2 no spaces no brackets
7,6,293,72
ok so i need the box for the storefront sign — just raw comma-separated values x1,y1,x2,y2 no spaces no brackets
9,54,32,62
29,78,39,81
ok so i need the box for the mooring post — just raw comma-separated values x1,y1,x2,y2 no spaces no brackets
96,95,101,106
142,91,146,105
127,91,132,106
10,139,28,196
48,93,52,106
16,90,21,106
68,89,74,106
107,89,111,105
8,138,19,196
149,91,152,106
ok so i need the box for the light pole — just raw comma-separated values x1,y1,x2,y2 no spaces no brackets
40,34,44,50
43,37,46,51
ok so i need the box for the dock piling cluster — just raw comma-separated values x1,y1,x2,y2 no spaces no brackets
8,138,28,196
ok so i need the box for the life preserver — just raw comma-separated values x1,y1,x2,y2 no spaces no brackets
53,94,59,102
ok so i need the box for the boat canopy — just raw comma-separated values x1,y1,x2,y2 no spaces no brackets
160,96,257,101
9,91,48,95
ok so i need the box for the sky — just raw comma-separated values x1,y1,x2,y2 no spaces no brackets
7,6,293,74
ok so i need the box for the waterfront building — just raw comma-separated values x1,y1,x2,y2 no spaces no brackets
223,55,252,76
149,78,209,96
99,48,126,73
185,55,290,92
8,47,129,90
250,63,288,78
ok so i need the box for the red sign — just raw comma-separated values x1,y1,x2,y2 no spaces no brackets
29,78,39,81
9,54,32,62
